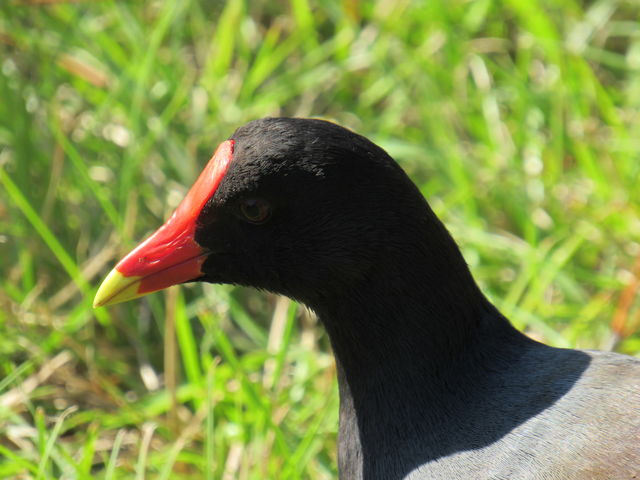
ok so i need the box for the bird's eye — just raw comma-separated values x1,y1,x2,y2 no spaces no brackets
239,198,271,224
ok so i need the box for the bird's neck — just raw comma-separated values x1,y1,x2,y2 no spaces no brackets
316,222,513,380
312,229,528,479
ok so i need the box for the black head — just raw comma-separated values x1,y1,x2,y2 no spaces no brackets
95,117,471,313
194,118,431,306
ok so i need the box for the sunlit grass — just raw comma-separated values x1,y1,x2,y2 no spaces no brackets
1,0,639,478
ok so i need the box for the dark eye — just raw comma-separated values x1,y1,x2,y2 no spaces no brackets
239,198,271,224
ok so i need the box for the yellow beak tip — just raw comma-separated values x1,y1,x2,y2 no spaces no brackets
93,269,145,308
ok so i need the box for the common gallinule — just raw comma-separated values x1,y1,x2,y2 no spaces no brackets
95,118,640,479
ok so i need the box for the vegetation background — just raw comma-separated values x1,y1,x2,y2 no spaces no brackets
1,0,639,478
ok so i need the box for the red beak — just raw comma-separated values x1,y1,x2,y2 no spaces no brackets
93,140,234,307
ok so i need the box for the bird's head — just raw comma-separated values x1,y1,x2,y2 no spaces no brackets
94,117,430,309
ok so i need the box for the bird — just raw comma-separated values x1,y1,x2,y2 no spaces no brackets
94,117,640,480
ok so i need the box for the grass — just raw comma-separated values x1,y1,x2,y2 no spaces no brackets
1,0,639,478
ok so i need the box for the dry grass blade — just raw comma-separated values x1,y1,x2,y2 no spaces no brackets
611,252,640,340
0,351,73,410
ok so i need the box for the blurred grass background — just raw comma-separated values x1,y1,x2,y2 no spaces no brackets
1,0,640,478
